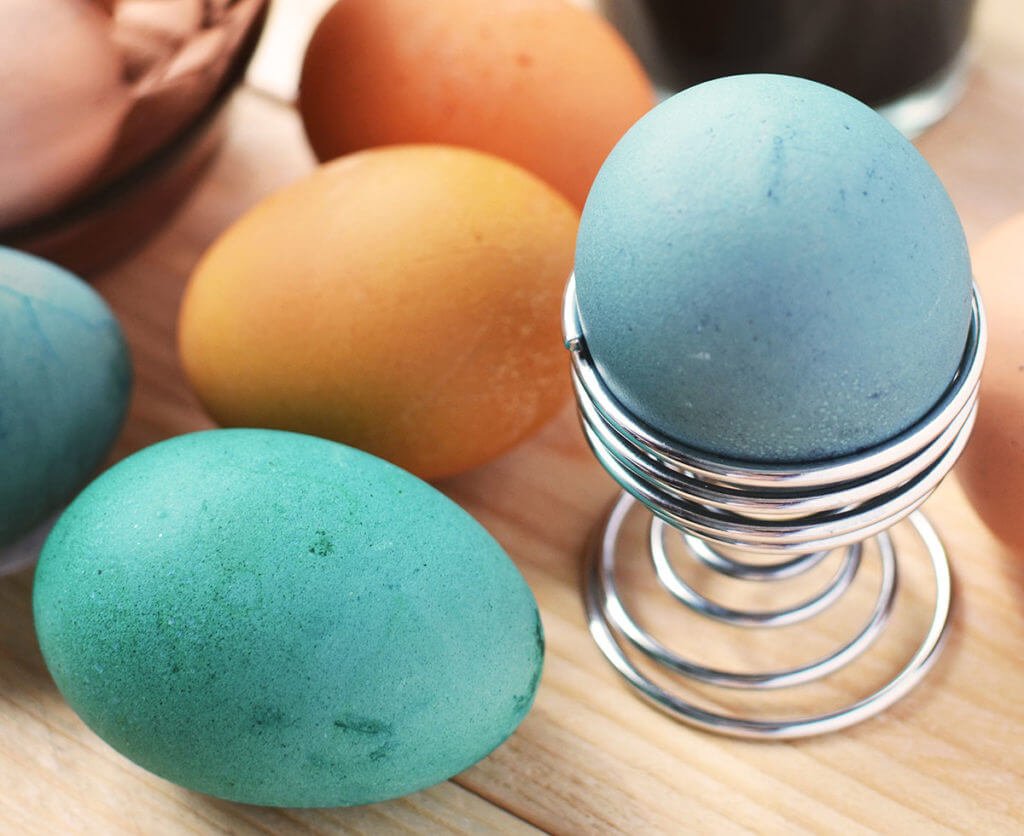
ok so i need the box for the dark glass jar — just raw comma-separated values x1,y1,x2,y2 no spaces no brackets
600,0,976,135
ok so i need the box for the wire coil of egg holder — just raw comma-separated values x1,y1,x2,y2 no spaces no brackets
563,275,986,739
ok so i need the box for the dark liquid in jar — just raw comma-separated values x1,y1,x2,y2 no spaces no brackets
601,0,975,105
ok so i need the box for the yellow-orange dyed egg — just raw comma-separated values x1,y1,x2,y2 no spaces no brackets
957,214,1024,553
178,145,577,480
297,0,654,210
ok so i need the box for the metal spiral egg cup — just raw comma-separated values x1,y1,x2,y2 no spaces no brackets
563,275,986,739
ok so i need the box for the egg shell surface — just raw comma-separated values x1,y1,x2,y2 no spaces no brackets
0,0,130,227
0,247,131,547
179,145,578,481
956,214,1024,553
298,0,654,209
575,74,973,463
33,429,544,807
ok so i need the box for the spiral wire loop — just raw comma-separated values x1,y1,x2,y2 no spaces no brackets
564,275,986,738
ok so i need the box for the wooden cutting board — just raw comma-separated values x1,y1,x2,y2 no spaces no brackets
2,1,1023,832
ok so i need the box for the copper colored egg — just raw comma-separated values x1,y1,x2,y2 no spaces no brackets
298,0,654,210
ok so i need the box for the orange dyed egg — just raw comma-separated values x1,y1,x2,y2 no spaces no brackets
178,145,577,480
298,0,654,210
957,214,1024,553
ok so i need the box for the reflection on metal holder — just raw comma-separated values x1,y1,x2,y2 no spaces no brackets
563,274,986,738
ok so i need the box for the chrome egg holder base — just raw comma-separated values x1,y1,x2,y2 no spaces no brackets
563,275,986,738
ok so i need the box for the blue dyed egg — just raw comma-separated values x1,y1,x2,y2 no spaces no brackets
34,429,543,807
0,248,131,547
575,74,972,462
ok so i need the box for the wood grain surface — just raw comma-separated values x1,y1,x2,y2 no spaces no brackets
2,1,1024,833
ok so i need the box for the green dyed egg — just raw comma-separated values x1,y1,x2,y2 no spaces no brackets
0,247,131,549
34,429,543,807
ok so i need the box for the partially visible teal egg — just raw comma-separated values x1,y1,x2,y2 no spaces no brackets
575,74,973,463
33,429,543,807
0,247,131,547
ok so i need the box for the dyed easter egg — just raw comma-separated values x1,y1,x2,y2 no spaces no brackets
179,145,577,480
34,429,544,807
957,215,1024,553
0,247,131,549
298,0,654,209
575,74,973,462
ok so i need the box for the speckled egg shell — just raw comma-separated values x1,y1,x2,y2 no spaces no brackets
33,429,544,807
575,74,973,463
0,247,131,547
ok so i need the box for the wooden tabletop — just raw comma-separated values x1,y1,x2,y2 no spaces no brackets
3,1,1024,833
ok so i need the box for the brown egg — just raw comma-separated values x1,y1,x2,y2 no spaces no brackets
0,0,129,228
179,145,578,480
957,214,1024,553
298,0,654,210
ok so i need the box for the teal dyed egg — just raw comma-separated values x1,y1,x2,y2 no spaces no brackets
33,429,543,807
575,74,973,463
0,247,131,548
